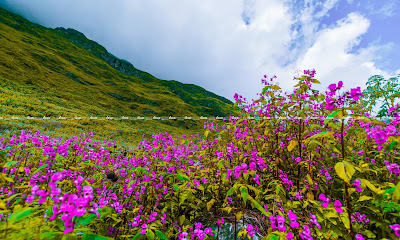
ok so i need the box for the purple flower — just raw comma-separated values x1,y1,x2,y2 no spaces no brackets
355,234,365,240
328,83,337,92
74,197,89,217
372,130,388,145
350,87,363,101
269,215,276,231
326,98,336,110
286,231,294,240
89,202,100,218
334,200,343,213
288,210,299,228
390,224,400,237
249,162,257,171
276,215,286,231
253,174,260,185
353,179,362,192
299,225,313,240
36,190,48,204
319,193,330,208
310,213,321,229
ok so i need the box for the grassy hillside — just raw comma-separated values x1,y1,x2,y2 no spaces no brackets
0,8,240,145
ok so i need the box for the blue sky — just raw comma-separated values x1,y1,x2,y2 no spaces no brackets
0,0,399,105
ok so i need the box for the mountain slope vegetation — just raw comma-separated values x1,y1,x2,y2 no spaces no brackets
0,8,240,145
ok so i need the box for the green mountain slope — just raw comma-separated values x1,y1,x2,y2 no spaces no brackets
0,8,240,145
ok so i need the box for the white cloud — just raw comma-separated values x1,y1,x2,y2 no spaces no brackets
294,12,399,94
0,0,398,106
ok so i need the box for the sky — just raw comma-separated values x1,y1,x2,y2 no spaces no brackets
0,0,399,108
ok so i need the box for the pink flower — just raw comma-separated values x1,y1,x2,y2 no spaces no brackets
349,87,363,101
328,83,337,92
253,174,260,185
385,125,397,136
390,224,400,237
334,200,343,213
372,130,388,145
74,197,89,217
319,193,330,208
89,202,100,218
249,162,257,171
355,234,365,240
353,179,362,192
326,98,336,110
288,210,299,228
286,231,294,240
276,215,286,231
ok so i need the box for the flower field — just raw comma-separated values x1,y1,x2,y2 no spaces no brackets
1,69,400,240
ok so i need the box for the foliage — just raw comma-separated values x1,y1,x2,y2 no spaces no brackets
361,74,400,118
0,69,400,240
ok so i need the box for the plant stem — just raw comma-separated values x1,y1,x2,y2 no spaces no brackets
341,109,355,240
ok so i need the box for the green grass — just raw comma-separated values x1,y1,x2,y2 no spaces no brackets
0,7,241,146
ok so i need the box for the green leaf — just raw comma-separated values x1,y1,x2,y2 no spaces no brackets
32,164,48,175
179,215,185,225
40,232,62,240
76,214,97,227
386,141,398,151
362,230,376,238
306,131,334,141
335,162,355,184
82,234,113,240
132,233,144,240
226,184,240,197
393,181,400,203
155,230,168,240
207,199,216,211
324,110,342,125
4,161,18,167
146,230,155,240
240,186,249,205
386,187,396,194
358,196,373,202
8,208,33,224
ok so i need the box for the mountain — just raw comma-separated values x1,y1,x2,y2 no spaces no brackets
0,7,240,145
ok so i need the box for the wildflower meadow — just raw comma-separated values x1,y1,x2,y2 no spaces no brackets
1,69,400,240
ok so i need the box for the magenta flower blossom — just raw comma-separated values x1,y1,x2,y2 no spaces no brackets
249,162,257,171
36,190,48,204
326,98,336,110
82,185,94,201
226,169,233,179
204,227,213,236
390,224,400,237
253,174,260,185
328,83,337,92
299,225,312,240
310,213,321,229
276,215,286,231
89,202,100,218
355,234,365,240
353,179,362,192
234,166,242,178
269,215,276,231
372,130,388,145
74,197,89,217
286,231,294,240
319,193,330,208
334,200,343,213
385,125,397,136
216,217,224,227
288,210,299,228
337,81,343,89
349,87,363,101
49,172,63,188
